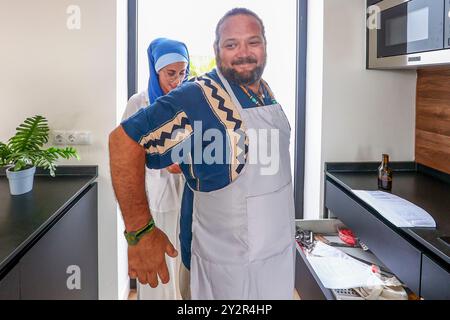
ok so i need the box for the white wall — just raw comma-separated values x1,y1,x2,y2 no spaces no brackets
116,0,130,301
0,0,126,299
304,0,417,219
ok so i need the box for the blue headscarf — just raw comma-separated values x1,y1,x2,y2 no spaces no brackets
147,38,190,104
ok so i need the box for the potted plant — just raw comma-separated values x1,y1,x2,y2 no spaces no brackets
0,115,79,195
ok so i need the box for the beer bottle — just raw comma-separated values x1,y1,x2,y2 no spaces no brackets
378,154,392,191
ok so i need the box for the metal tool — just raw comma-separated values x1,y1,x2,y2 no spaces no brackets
295,227,315,251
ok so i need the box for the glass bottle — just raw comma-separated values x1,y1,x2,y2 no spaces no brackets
378,154,392,191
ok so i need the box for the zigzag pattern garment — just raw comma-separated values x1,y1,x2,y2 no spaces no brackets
121,68,278,270
139,111,192,156
194,76,248,182
122,69,260,192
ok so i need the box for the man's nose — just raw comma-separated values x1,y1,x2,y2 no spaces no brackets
236,43,250,57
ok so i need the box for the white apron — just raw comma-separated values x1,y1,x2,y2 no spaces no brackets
122,91,184,300
190,72,296,300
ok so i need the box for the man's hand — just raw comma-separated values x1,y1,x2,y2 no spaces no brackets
128,227,178,287
166,163,182,174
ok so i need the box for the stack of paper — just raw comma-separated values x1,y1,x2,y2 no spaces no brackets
306,242,384,289
352,190,436,228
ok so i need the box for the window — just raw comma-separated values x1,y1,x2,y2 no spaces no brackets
129,0,306,218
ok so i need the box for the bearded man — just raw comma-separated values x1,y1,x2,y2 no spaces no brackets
109,8,295,300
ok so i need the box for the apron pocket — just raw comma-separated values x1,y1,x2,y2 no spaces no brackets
246,182,295,261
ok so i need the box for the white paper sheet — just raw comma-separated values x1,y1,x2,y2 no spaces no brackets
352,190,436,228
306,242,384,289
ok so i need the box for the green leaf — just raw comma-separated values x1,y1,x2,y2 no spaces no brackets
0,142,12,166
3,115,80,175
8,115,49,153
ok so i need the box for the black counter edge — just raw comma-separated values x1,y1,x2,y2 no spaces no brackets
325,162,450,185
0,165,98,177
416,164,450,185
0,180,98,280
325,176,450,270
325,161,416,173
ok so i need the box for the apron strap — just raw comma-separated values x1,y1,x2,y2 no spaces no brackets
216,69,245,113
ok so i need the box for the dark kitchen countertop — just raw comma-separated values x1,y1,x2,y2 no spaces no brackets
325,162,450,266
0,166,98,278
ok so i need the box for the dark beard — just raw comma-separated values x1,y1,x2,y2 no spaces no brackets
217,55,266,86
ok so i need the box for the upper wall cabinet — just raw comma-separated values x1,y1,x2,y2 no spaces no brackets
367,0,450,69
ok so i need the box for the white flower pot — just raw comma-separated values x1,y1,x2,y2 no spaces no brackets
6,166,36,195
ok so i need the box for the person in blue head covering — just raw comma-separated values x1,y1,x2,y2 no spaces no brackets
147,38,190,104
121,38,190,300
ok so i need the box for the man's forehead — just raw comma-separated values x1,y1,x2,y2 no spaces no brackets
219,14,263,41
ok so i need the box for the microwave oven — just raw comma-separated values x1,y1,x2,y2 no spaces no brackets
367,0,450,69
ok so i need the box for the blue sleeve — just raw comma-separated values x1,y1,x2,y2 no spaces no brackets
120,84,194,169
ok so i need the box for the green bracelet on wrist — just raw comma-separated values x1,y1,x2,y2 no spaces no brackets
124,218,155,246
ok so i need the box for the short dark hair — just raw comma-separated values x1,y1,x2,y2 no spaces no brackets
214,8,266,51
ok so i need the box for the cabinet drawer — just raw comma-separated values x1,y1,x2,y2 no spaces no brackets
0,264,20,300
295,219,348,300
296,244,333,300
20,184,98,299
325,181,422,295
421,255,450,300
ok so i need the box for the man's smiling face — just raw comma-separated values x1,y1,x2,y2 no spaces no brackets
215,14,267,86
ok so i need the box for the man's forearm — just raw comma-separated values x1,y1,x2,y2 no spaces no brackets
109,125,151,231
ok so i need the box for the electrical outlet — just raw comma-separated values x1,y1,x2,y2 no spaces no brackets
73,131,92,145
53,130,66,145
52,130,92,145
67,132,77,144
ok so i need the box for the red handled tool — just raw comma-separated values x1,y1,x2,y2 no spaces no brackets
338,228,357,247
